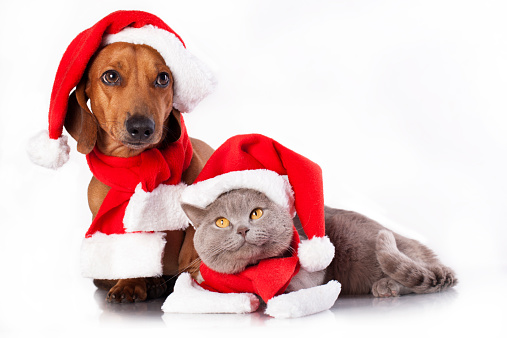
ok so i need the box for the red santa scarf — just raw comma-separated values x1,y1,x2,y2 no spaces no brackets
85,118,193,238
198,227,301,303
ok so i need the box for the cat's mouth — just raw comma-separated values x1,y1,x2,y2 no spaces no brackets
240,239,291,260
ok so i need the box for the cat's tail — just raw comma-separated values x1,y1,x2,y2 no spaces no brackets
375,230,457,294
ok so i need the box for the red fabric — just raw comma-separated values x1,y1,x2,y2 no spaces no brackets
49,10,184,140
199,228,301,302
85,119,192,237
194,134,326,239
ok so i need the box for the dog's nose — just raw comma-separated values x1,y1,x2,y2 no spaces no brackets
125,116,155,142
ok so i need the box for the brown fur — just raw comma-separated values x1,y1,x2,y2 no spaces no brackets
64,42,213,302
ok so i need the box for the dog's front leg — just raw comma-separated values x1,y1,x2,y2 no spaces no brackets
106,277,169,303
177,227,201,280
89,177,170,302
176,138,215,280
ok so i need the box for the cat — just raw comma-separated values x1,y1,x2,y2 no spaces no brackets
163,188,341,318
162,188,456,317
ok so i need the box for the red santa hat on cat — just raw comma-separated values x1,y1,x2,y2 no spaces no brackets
181,134,335,272
27,10,215,169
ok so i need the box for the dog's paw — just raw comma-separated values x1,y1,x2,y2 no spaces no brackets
107,278,148,303
106,277,168,303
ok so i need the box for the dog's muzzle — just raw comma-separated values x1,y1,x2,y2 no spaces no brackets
125,115,156,144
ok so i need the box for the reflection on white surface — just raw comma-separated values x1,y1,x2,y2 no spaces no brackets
85,269,504,337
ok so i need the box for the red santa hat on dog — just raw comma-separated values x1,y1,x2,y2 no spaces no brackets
27,10,216,169
181,134,335,272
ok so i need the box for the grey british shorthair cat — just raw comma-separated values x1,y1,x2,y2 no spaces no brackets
183,188,457,298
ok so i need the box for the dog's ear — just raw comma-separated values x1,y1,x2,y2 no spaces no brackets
64,81,98,154
163,108,182,144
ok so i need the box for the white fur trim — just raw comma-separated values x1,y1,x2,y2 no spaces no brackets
124,182,189,232
27,130,70,169
103,25,216,113
162,273,259,314
298,236,335,272
265,280,341,318
181,169,296,216
81,232,166,279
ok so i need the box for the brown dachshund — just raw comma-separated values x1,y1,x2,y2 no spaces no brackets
64,42,214,303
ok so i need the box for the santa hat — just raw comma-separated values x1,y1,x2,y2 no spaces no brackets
181,134,335,272
27,10,216,169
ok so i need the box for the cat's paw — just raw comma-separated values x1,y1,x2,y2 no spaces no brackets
416,265,458,293
442,268,458,288
238,293,260,313
372,278,403,297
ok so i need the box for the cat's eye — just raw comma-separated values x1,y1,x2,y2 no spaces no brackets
215,218,230,228
250,208,264,220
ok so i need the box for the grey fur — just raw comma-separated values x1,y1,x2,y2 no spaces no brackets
181,189,294,274
182,189,457,297
314,207,457,296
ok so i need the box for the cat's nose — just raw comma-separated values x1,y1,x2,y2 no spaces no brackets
237,226,250,237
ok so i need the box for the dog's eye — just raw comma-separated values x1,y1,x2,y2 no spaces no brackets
102,70,121,85
155,72,170,88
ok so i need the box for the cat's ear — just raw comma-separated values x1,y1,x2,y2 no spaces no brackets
181,203,207,227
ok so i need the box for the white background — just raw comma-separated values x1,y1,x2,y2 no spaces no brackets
1,0,506,336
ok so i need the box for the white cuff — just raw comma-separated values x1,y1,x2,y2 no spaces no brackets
265,280,341,318
80,232,166,279
162,273,259,314
124,182,190,232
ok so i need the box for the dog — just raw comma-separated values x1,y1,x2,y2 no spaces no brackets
64,41,214,303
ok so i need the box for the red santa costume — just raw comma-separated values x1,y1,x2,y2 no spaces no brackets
27,11,215,279
163,134,340,318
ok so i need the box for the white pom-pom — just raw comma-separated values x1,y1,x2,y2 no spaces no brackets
298,236,335,272
27,130,70,169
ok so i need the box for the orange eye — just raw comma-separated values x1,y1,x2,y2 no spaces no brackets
215,218,230,228
250,208,263,220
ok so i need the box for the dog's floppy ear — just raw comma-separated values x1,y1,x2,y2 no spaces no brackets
163,108,182,144
64,81,98,154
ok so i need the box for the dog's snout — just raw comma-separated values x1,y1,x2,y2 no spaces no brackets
125,115,155,142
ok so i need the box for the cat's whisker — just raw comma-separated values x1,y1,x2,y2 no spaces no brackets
188,189,297,276
160,256,203,286
292,223,305,235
